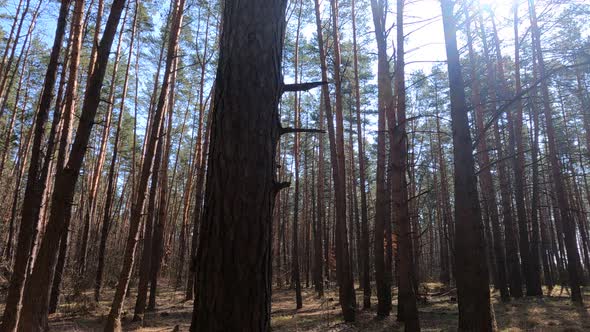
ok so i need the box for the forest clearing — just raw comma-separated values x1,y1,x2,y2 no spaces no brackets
1,0,590,330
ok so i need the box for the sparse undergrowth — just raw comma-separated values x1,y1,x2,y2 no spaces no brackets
1,283,583,331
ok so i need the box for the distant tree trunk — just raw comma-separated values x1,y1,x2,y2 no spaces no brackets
291,0,303,310
94,0,138,302
133,103,166,322
0,0,32,117
312,0,327,299
104,0,185,329
465,9,510,301
16,0,127,330
434,106,452,285
512,3,543,296
0,3,38,179
0,0,25,101
440,0,493,330
351,0,370,308
186,99,212,300
190,1,288,330
479,11,523,298
328,0,356,321
147,57,178,311
0,1,71,330
529,0,583,304
371,0,393,317
184,12,215,298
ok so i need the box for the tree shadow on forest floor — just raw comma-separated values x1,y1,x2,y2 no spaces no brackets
19,281,590,331
271,284,590,331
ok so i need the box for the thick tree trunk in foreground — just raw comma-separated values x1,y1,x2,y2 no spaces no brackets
190,1,288,330
441,0,493,330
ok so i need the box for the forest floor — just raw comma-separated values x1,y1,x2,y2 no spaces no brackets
2,281,590,331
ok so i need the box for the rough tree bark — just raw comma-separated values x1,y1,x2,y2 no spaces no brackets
190,1,288,330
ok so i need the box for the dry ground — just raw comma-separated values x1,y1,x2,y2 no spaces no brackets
2,282,590,331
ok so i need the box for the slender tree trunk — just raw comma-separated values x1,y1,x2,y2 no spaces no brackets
291,0,303,310
104,0,185,329
328,0,356,321
17,0,127,329
133,104,166,321
529,0,583,304
371,0,393,317
148,54,179,311
47,0,87,312
465,10,510,301
312,0,327,299
351,0,370,308
94,0,138,302
513,2,543,296
185,99,212,300
393,2,420,330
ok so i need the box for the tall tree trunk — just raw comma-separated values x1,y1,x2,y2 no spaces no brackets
312,0,327,299
133,103,166,321
529,0,583,304
329,0,356,321
465,8,510,301
0,1,72,330
371,0,393,317
481,11,523,298
94,0,138,302
148,54,179,311
184,11,215,297
47,0,87,313
291,0,303,310
440,0,493,330
104,0,185,329
17,0,128,329
351,0,370,308
393,1,420,329
190,1,288,330
185,97,212,300
512,2,543,296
